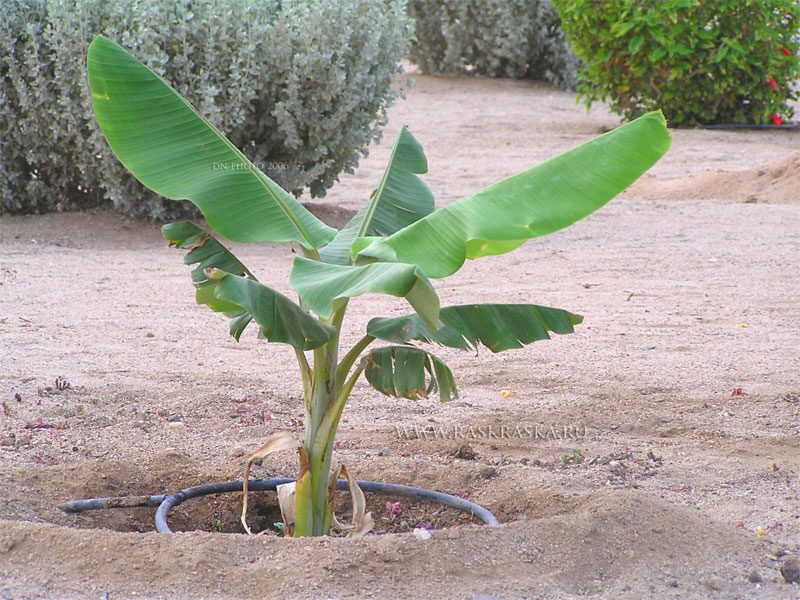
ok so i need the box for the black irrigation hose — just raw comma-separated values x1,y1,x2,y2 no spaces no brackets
59,494,166,512
59,478,499,533
699,122,798,130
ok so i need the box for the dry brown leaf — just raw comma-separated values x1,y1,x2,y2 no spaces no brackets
240,431,300,535
183,231,209,250
335,464,374,537
276,482,296,530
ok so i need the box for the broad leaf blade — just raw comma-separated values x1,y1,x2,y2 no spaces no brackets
361,346,457,402
164,221,256,339
320,127,434,264
356,111,671,277
163,221,256,286
88,35,335,249
212,273,335,351
367,304,583,353
290,258,440,330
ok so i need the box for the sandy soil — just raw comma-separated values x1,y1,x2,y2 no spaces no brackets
1,71,799,600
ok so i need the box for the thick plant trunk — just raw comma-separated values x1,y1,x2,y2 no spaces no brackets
297,326,340,537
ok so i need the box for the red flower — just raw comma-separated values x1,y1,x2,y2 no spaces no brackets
772,113,783,126
385,501,403,516
781,47,792,56
768,77,778,90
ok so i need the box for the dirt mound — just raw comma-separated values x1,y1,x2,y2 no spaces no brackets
0,485,788,600
625,152,800,203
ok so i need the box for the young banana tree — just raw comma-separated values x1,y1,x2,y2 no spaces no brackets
87,35,671,537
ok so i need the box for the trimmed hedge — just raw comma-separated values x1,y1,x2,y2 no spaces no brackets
554,0,800,126
407,0,581,91
0,0,413,220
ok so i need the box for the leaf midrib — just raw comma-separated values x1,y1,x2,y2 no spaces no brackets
92,36,320,250
352,130,404,254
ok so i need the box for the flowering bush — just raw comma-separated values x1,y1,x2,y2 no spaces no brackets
554,0,800,126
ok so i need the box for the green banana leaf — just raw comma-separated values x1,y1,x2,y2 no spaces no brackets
290,258,440,330
367,304,582,353
87,35,335,249
163,221,255,339
356,111,671,277
361,346,457,402
163,221,256,286
319,126,434,265
193,285,253,341
209,272,335,351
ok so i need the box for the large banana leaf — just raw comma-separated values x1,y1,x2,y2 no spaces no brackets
209,271,336,351
290,258,440,330
361,346,457,402
163,221,256,286
367,304,582,353
356,111,671,277
88,35,335,249
319,127,434,265
163,221,255,339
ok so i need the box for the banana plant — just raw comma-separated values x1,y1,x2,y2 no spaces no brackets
87,35,671,537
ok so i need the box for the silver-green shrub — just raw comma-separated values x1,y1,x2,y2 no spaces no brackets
0,0,413,220
407,0,580,91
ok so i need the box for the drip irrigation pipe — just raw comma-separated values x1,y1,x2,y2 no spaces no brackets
699,122,797,130
59,478,499,533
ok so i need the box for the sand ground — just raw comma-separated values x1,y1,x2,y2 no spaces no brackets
1,71,799,599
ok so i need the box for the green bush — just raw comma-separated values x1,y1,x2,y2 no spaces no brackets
554,0,800,126
0,0,413,220
407,0,581,90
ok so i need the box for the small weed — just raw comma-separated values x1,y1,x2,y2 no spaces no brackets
73,440,91,455
60,405,85,419
215,519,223,532
381,501,403,524
54,376,70,391
561,448,585,465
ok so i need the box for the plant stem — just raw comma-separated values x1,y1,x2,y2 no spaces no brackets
308,364,365,535
300,302,350,535
335,335,375,393
294,348,312,421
